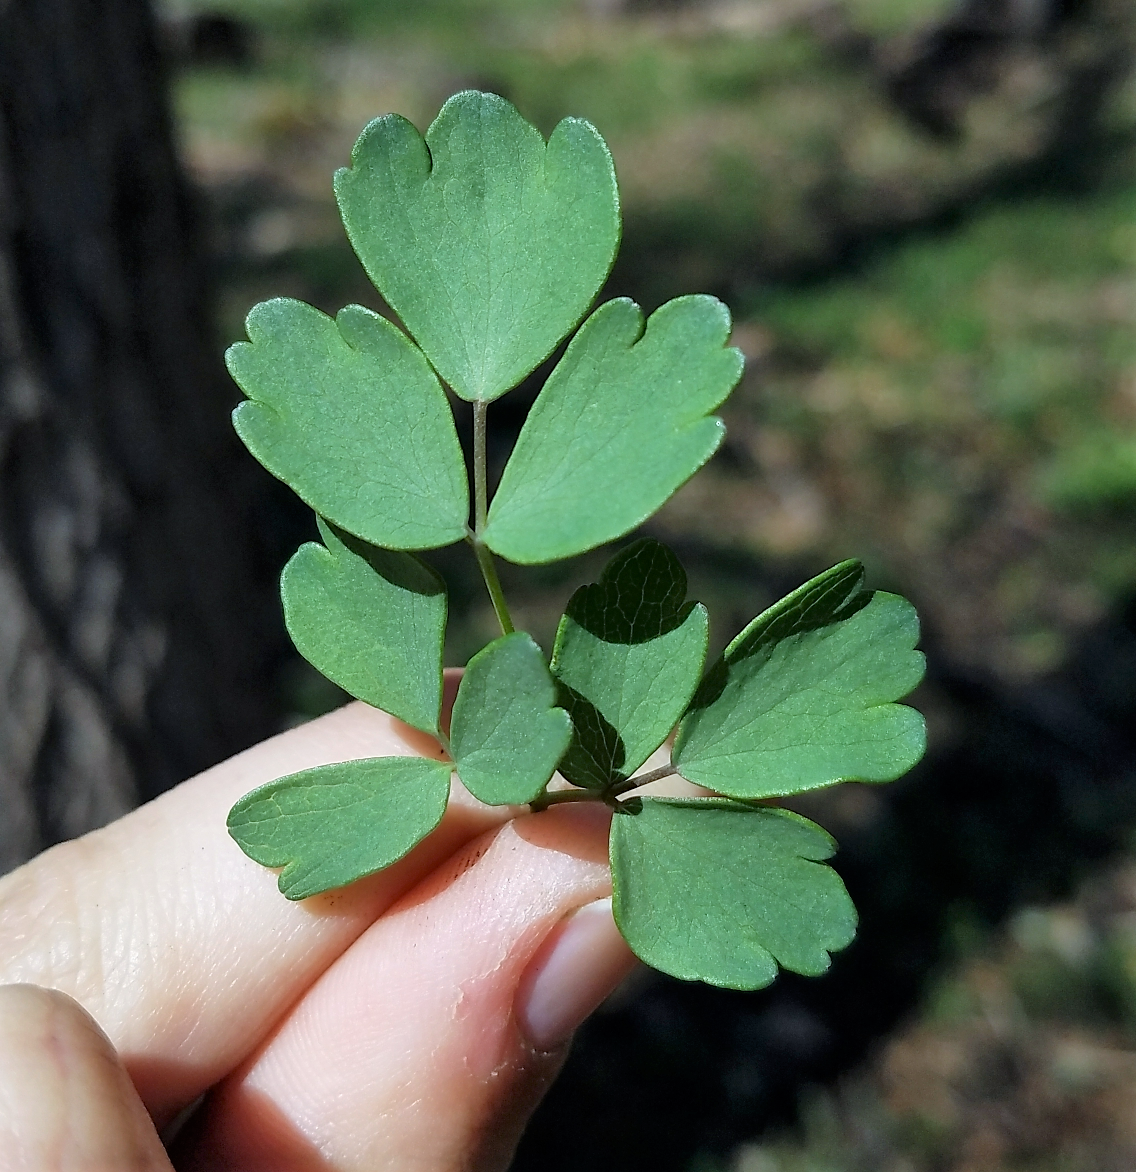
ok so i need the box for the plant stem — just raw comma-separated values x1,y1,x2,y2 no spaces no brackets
529,764,681,813
473,398,489,533
609,764,678,796
468,533,514,635
528,788,605,812
465,398,515,636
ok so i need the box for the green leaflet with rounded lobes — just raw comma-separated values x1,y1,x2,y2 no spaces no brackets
484,295,744,564
610,798,857,990
229,298,468,551
550,539,708,789
281,519,446,736
334,90,620,403
672,561,927,799
227,757,453,901
449,632,573,806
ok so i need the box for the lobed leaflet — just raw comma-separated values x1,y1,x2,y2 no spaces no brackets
224,91,926,991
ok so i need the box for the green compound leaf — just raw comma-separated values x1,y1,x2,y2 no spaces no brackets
229,298,468,550
484,296,744,564
672,560,926,799
550,539,708,789
281,519,447,735
227,756,452,900
335,90,620,403
611,798,856,989
450,632,573,805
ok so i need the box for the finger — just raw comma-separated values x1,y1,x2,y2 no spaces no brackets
179,804,638,1172
0,683,513,1128
0,984,173,1171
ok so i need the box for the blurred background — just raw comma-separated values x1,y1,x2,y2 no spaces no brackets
3,0,1136,1168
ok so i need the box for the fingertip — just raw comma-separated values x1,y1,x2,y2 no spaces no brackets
515,896,638,1052
185,802,625,1171
0,984,173,1171
0,694,514,1128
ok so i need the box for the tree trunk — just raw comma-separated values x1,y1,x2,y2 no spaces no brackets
0,0,281,873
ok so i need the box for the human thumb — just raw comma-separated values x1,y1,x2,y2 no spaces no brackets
0,983,173,1171
177,802,637,1172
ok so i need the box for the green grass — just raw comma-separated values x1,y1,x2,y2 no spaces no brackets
163,0,569,38
842,0,954,35
697,182,1136,676
756,187,1136,453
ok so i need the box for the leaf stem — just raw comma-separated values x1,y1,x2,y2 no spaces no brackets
609,764,678,796
465,399,515,637
473,398,489,533
528,787,605,812
467,534,514,636
528,764,681,814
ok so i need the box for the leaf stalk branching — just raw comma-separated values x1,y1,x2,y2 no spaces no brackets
609,764,678,795
528,762,681,812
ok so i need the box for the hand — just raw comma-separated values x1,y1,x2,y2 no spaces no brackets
0,681,637,1170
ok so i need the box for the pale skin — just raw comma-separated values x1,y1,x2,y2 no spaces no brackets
0,672,640,1171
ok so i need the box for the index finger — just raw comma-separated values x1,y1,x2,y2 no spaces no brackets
0,695,511,1129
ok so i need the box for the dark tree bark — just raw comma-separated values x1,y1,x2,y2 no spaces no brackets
0,0,281,872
